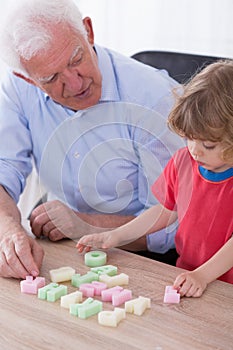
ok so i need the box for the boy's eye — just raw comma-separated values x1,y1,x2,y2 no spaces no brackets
202,142,217,150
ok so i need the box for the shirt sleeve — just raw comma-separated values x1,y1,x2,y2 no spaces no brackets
0,71,33,202
132,114,183,253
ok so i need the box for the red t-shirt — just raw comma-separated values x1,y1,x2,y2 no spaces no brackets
152,147,233,283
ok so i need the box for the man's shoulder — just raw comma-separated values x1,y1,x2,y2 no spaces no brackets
102,46,179,107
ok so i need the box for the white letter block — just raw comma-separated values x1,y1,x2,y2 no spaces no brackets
60,290,83,308
125,296,151,316
99,273,129,288
98,308,126,327
49,266,76,283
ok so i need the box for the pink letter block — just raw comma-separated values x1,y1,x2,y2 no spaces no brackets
112,289,132,306
20,276,46,294
101,286,123,302
163,285,180,304
79,282,107,297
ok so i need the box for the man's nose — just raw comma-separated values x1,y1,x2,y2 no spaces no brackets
60,68,82,95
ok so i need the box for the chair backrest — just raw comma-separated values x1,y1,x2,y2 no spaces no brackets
131,50,225,83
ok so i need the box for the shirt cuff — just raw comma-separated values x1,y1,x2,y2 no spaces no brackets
146,221,178,253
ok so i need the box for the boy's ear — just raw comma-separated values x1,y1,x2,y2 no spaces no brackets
13,71,37,86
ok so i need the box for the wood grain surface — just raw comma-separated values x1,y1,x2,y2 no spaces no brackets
0,238,233,350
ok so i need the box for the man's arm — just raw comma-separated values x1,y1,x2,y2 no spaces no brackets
30,199,137,240
30,200,178,252
0,185,44,278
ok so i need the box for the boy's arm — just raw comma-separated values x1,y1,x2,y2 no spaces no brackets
195,235,233,283
77,204,177,251
174,235,233,297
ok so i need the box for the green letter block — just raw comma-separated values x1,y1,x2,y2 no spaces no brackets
71,271,99,288
91,265,118,276
70,298,102,319
38,283,67,302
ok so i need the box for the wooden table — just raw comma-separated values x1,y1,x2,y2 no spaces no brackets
0,238,233,350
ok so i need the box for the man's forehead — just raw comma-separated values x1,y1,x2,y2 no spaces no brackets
36,45,82,83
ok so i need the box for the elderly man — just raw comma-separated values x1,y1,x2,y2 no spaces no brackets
0,0,182,278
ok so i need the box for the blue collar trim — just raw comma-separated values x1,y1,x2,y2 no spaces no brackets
199,166,233,182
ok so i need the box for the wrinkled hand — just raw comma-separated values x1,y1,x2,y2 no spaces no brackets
0,229,44,279
76,231,118,253
30,200,85,241
173,270,208,297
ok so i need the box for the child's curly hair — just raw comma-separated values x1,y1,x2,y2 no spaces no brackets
168,59,233,164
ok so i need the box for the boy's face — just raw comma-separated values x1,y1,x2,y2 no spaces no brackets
187,139,231,172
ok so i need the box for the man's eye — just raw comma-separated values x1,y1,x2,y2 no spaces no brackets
71,55,83,66
47,75,57,84
40,74,57,85
72,59,81,66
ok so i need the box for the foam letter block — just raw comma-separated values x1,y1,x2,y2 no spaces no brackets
70,297,102,319
71,271,99,287
112,289,132,306
20,276,45,294
84,251,107,267
91,265,118,276
125,296,151,316
79,281,107,297
60,291,83,308
99,273,129,288
101,286,123,302
98,308,126,327
163,285,180,304
49,266,75,283
38,283,67,302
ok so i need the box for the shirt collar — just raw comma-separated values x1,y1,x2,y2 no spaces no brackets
42,44,120,104
94,44,120,103
199,165,233,182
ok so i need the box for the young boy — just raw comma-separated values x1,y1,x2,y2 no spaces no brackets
77,60,233,298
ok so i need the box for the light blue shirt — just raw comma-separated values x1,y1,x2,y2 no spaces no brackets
0,45,183,253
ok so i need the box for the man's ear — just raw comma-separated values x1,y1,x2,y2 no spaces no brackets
13,71,37,86
82,17,94,45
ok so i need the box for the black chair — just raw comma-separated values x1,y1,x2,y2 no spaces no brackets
131,50,225,83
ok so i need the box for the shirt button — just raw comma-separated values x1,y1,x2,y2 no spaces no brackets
74,152,80,158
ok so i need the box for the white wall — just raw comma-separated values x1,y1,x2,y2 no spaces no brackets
0,0,232,67
76,0,233,58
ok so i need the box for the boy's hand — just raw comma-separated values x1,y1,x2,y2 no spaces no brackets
76,231,117,253
173,270,208,297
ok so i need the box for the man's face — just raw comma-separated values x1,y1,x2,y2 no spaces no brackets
20,18,102,110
